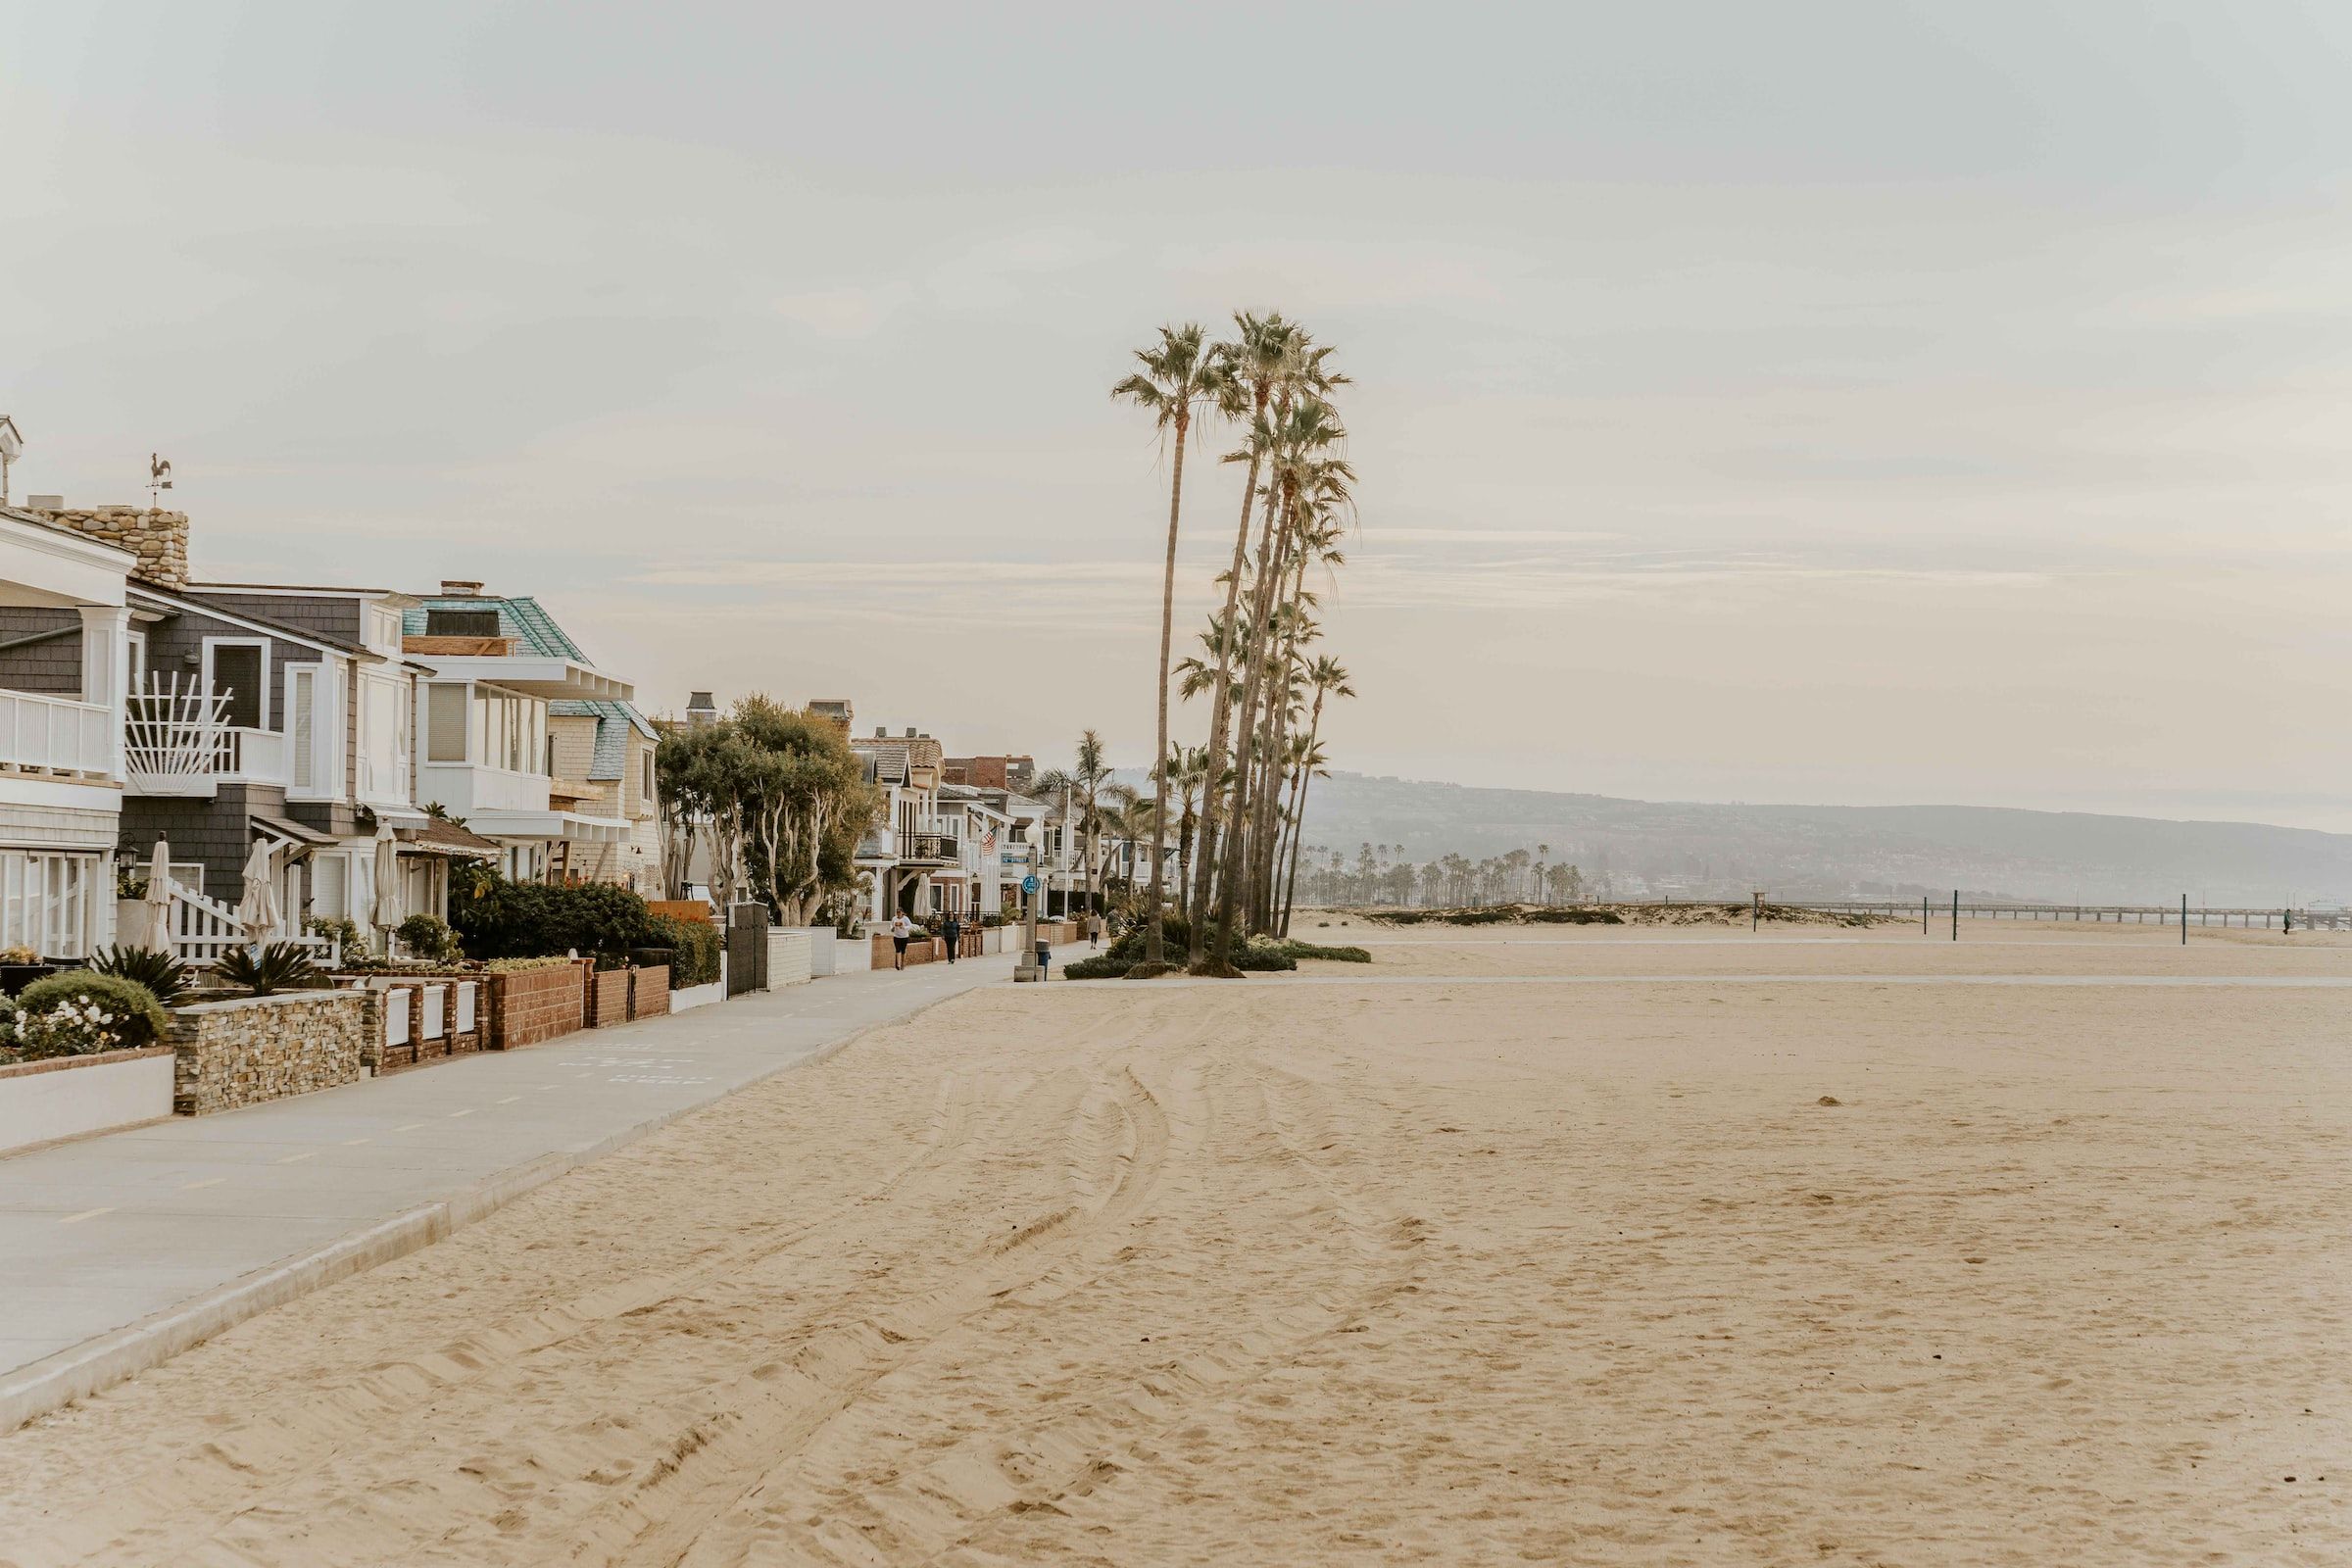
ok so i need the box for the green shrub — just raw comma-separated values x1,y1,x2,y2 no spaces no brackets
1274,941,1371,962
483,956,578,974
1520,907,1621,925
210,943,324,997
452,876,659,963
305,915,367,958
395,912,462,963
1061,953,1132,979
16,970,171,1052
88,945,193,1004
1233,940,1298,972
647,913,721,988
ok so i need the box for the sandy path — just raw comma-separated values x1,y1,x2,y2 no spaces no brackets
3,938,2348,1564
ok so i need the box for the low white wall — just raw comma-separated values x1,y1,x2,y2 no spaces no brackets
670,978,725,1013
0,1049,175,1155
766,929,812,987
829,930,873,973
807,926,837,977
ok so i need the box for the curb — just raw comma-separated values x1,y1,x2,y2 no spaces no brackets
0,969,1000,1434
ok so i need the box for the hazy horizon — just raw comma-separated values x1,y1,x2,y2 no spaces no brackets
9,3,2351,830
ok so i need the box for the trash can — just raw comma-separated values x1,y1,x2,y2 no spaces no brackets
1034,939,1052,976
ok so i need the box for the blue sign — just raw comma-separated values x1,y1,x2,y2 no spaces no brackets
1021,874,1040,894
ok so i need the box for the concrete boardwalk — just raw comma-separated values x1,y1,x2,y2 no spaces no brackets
0,949,1017,1412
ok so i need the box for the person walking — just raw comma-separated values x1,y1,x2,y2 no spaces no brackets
891,910,912,971
940,909,962,964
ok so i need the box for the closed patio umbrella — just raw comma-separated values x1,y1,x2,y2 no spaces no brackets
235,839,280,943
372,818,402,937
142,836,174,953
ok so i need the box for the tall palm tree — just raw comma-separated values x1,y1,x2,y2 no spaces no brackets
1275,655,1352,934
1036,729,1113,924
1156,744,1209,922
1208,399,1350,966
1113,324,1235,968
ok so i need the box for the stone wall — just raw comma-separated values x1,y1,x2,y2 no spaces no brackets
484,963,584,1051
170,990,366,1115
32,507,188,589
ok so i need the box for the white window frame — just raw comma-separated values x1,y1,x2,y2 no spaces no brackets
283,661,342,800
202,636,270,731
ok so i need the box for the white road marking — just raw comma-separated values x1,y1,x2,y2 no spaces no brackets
342,1137,371,1147
447,1107,475,1118
273,1151,318,1164
495,1096,519,1104
179,1177,224,1191
58,1206,114,1224
394,1122,426,1132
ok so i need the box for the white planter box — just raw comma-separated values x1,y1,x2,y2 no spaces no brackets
669,979,724,1013
828,930,872,973
0,1048,175,1155
766,929,812,987
806,926,837,977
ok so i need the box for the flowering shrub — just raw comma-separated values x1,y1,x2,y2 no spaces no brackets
13,996,131,1059
15,971,172,1055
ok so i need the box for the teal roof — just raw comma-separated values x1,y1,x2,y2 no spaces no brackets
406,595,656,781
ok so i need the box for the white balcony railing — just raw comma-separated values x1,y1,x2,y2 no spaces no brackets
125,680,288,796
416,760,548,816
0,689,114,778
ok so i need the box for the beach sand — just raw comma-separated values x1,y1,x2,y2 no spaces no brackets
3,926,2348,1565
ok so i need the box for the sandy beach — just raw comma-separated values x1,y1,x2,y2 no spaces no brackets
4,922,2348,1565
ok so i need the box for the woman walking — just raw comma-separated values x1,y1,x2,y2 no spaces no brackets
891,910,912,970
940,909,962,964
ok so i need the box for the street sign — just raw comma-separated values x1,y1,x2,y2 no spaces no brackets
1021,874,1040,894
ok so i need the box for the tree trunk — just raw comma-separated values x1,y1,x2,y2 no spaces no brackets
1189,406,1268,967
1146,415,1187,965
1209,477,1299,962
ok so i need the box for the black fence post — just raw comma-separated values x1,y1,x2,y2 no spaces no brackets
1950,890,1958,942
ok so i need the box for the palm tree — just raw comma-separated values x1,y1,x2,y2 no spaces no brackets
1036,729,1113,925
1276,655,1352,934
1157,744,1209,921
1113,324,1235,968
1208,398,1351,964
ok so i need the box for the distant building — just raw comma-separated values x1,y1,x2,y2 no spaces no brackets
944,754,1035,791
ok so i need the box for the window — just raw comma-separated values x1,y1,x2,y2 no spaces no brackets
288,665,317,791
205,639,268,730
642,749,655,802
314,853,348,921
426,683,469,762
0,853,96,957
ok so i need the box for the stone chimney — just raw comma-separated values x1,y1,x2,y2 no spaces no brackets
808,699,853,736
439,579,484,597
32,505,189,589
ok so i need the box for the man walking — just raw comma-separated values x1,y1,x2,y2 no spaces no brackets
940,909,961,965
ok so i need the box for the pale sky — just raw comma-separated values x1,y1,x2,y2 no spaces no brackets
7,3,2351,828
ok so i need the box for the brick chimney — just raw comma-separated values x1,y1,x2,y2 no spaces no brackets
31,504,189,589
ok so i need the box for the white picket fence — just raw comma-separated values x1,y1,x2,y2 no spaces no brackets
157,875,338,967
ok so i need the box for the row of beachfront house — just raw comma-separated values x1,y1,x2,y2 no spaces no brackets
0,471,661,961
0,429,1171,965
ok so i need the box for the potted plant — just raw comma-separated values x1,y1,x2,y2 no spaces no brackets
0,944,58,997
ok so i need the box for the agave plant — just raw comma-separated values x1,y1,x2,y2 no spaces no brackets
210,942,321,998
88,945,193,1004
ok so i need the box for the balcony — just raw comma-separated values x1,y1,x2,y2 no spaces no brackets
0,690,115,779
416,760,549,816
899,829,959,865
123,691,287,797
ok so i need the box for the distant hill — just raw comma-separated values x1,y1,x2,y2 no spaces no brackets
1255,772,2352,906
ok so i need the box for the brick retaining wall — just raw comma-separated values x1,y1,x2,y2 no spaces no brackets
170,991,367,1115
630,966,670,1019
589,967,628,1028
485,965,585,1051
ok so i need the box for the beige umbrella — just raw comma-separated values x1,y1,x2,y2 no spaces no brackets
142,837,174,953
235,839,280,943
372,818,402,940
